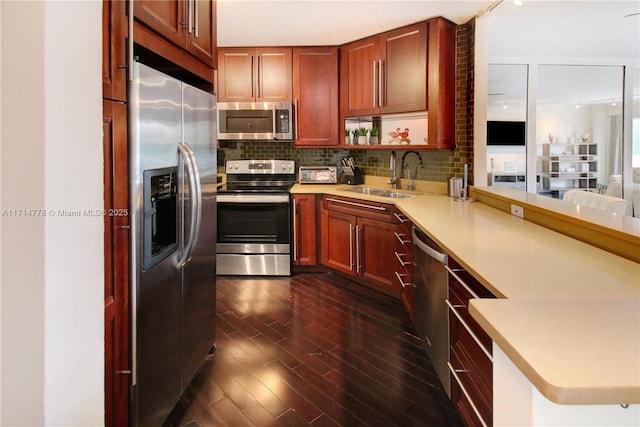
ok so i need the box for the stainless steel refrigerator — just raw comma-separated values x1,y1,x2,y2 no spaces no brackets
129,61,217,427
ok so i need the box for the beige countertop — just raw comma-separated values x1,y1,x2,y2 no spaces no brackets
469,298,640,405
292,179,640,404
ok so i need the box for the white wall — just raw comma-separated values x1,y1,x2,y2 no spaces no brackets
1,1,104,425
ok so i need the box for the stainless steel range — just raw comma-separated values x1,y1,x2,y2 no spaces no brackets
216,159,296,276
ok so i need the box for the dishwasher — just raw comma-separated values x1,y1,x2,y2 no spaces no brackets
412,225,450,397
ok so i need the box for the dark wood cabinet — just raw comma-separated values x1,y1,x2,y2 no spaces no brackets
382,23,429,114
103,99,130,427
340,37,380,116
103,3,130,424
426,17,456,150
293,47,339,147
339,18,456,150
133,0,216,83
217,47,292,102
340,22,427,117
392,215,413,318
102,0,127,102
447,258,495,427
321,195,407,297
292,194,318,266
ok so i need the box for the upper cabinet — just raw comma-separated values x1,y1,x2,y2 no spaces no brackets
102,0,127,102
340,22,428,117
293,47,339,147
340,17,456,149
217,48,292,102
133,0,217,82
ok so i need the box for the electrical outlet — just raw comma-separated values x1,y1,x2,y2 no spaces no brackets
511,204,524,218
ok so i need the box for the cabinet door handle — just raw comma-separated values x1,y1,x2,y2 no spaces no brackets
251,56,255,98
378,59,384,107
187,0,193,33
355,225,361,273
394,231,410,245
193,0,199,37
349,224,354,271
394,251,410,266
447,362,489,427
325,197,386,211
257,55,261,98
395,271,411,288
446,299,492,362
292,200,298,261
372,60,377,108
393,212,409,223
294,98,299,140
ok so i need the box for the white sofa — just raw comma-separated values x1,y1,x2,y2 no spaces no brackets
563,189,628,215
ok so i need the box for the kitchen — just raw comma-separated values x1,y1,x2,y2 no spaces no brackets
1,1,639,427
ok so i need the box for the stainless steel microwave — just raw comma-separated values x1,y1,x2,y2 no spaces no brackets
217,102,293,140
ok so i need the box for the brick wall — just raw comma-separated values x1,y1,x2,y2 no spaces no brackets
219,21,475,183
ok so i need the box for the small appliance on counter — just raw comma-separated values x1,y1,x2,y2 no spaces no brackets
339,156,364,185
298,166,337,184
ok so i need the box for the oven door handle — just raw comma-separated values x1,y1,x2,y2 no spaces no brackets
177,143,202,267
217,194,290,203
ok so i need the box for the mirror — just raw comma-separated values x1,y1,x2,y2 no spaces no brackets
487,64,528,191
536,65,624,201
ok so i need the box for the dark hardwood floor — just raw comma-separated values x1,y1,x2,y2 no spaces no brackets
165,272,462,427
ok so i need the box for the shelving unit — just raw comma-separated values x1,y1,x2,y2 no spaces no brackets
538,143,598,198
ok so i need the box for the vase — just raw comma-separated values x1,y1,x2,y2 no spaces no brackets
369,136,379,145
345,136,351,145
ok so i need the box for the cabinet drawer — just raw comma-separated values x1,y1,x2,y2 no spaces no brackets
322,195,399,223
450,315,492,393
448,280,493,352
450,348,492,427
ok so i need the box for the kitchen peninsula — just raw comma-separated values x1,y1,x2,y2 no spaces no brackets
291,178,640,425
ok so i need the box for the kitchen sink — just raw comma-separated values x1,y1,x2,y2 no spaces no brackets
342,187,413,198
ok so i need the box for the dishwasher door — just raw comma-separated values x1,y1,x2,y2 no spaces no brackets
412,225,450,397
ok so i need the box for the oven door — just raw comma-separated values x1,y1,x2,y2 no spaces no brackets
216,193,292,275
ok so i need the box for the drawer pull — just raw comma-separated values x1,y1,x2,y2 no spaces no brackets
448,362,489,427
393,212,409,223
446,265,481,299
326,197,386,211
446,299,493,362
394,251,410,266
395,271,411,288
394,231,410,245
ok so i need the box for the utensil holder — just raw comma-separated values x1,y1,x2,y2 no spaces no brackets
339,167,364,185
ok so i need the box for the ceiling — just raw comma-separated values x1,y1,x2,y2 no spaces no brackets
217,0,493,46
217,1,640,107
486,0,639,60
217,0,640,61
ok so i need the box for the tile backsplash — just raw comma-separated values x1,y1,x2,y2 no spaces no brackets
218,142,470,183
217,22,474,184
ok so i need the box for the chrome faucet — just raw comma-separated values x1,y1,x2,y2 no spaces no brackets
388,151,398,189
401,151,424,191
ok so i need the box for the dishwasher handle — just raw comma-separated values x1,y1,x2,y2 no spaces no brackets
412,226,448,264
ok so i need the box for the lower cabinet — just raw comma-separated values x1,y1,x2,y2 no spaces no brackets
292,194,318,266
393,217,413,316
447,258,495,427
321,195,410,298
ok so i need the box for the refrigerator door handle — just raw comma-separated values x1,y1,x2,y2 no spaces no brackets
177,143,202,267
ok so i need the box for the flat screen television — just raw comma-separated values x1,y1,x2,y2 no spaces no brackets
487,121,526,146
